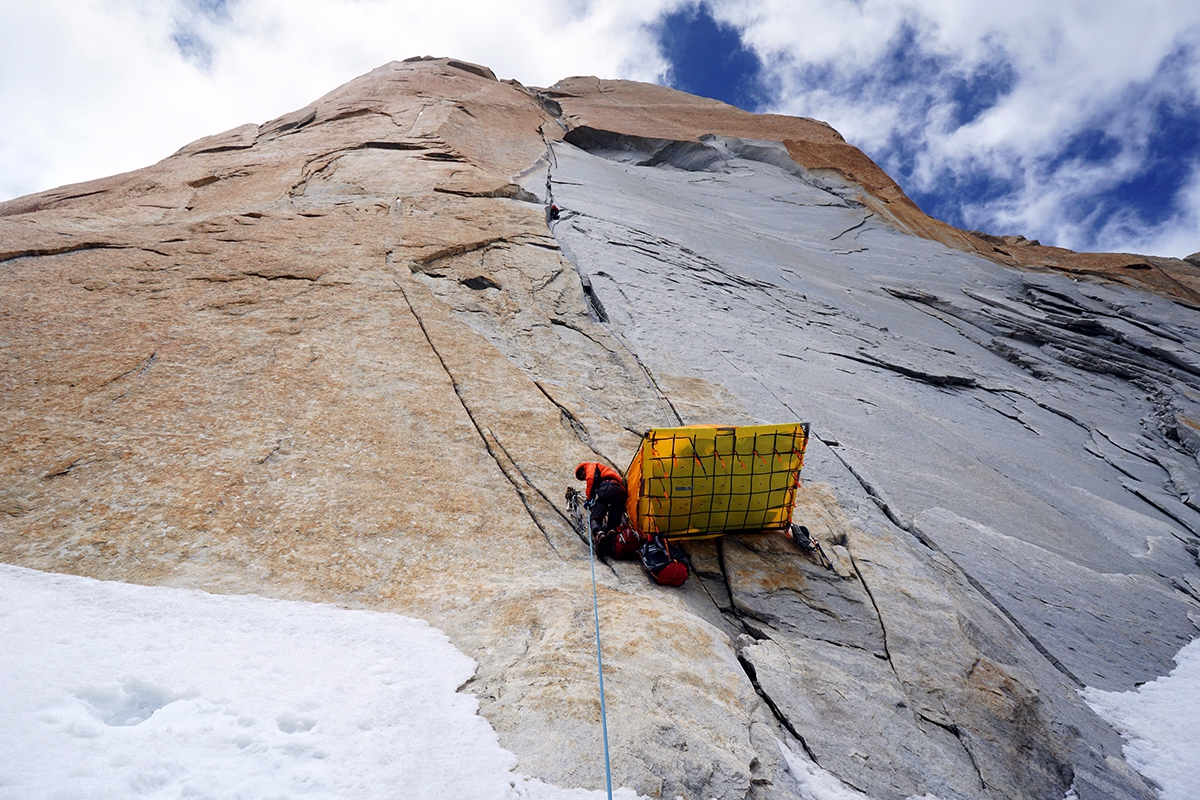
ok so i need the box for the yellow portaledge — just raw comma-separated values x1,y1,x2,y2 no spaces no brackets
624,423,810,540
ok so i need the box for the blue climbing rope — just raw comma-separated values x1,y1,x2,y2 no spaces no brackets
588,527,615,800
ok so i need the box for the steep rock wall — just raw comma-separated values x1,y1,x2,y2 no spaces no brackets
544,129,1197,800
545,77,1200,305
2,58,1195,800
0,58,795,800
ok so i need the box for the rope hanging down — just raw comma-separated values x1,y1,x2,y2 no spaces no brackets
588,527,614,800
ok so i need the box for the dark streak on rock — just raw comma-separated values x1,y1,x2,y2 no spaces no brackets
354,140,431,151
823,349,978,388
462,275,501,291
0,241,124,265
830,214,873,242
421,152,468,162
244,271,322,282
137,351,157,378
190,144,256,155
414,237,507,267
44,458,86,480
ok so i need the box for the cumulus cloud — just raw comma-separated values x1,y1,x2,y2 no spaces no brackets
4,0,1199,257
0,0,676,201
702,0,1200,256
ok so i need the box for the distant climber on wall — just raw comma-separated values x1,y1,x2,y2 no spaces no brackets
575,461,627,544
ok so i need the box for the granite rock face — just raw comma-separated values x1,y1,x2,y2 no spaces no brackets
545,77,1200,305
3,58,1197,799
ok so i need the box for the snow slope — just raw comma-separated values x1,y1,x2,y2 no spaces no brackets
1083,639,1200,800
0,563,915,800
0,564,641,800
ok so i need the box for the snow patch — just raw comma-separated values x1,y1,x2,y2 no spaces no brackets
1082,637,1200,800
775,736,874,800
0,564,643,800
776,736,954,800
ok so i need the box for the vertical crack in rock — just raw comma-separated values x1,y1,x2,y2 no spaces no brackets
545,174,683,430
577,274,611,323
712,537,832,777
532,379,608,463
907,521,1086,689
716,539,767,639
829,213,873,242
735,649,823,768
844,548,895,672
394,275,563,557
614,335,683,426
915,713,987,791
699,330,802,421
690,556,734,614
829,436,1089,691
827,447,911,532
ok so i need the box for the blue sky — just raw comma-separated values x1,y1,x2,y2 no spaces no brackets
653,2,1200,257
653,5,763,112
2,0,1198,258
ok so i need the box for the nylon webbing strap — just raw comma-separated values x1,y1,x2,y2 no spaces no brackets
588,529,615,800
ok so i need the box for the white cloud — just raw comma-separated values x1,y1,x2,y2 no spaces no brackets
0,0,680,201
4,0,1200,257
1098,166,1200,258
711,0,1200,257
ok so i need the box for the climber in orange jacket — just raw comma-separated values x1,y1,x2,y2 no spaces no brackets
575,462,627,541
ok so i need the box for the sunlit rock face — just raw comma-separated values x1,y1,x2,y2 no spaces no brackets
2,57,1197,800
